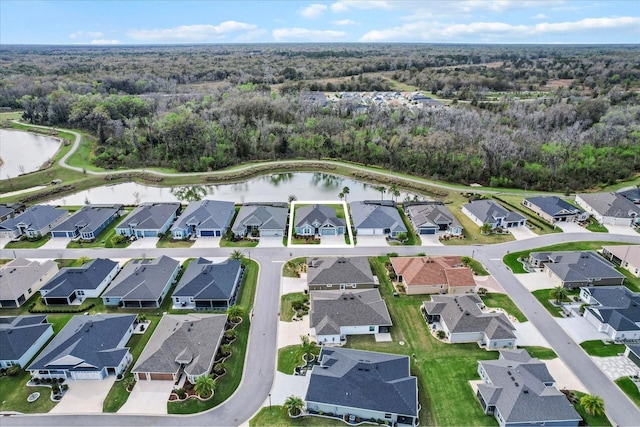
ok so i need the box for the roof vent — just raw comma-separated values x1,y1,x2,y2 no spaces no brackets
523,389,529,394
515,382,519,387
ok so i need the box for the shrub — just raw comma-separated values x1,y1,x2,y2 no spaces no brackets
175,388,187,399
6,365,21,376
436,330,446,340
111,234,128,245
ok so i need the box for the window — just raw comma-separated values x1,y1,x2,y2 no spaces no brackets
384,414,392,419
105,298,110,303
369,326,375,332
28,288,32,294
351,284,357,288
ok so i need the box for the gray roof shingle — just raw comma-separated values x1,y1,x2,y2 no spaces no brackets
0,315,52,362
523,196,583,218
115,202,180,231
307,257,375,286
295,204,344,229
531,251,625,284
51,204,122,235
350,200,407,233
463,200,525,224
577,192,640,218
41,258,118,298
102,256,180,301
582,286,640,333
0,258,58,302
404,202,461,230
171,200,235,232
172,258,242,301
310,289,392,335
0,205,68,234
231,203,288,234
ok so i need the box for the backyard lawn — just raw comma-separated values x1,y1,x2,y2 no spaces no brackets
579,340,626,357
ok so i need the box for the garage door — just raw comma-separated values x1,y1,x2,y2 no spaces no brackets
73,371,102,380
138,373,148,380
419,229,436,235
200,230,215,237
321,228,336,235
143,230,157,237
150,373,174,381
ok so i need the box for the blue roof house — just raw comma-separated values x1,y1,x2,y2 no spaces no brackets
294,204,345,236
115,202,181,238
0,315,54,369
40,258,120,305
170,200,235,239
0,205,69,240
51,204,123,240
172,258,244,310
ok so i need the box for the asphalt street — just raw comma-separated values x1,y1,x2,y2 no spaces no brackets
2,231,639,426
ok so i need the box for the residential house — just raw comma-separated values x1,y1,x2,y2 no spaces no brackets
404,201,463,236
422,294,516,348
528,251,625,289
115,202,181,238
170,200,235,239
305,347,418,426
0,258,59,307
349,200,407,238
580,286,640,341
231,202,288,237
390,256,476,295
51,204,124,240
102,256,180,308
0,205,68,241
0,316,54,369
619,188,640,204
172,258,244,310
306,257,378,291
0,203,25,222
575,193,640,227
294,204,345,236
309,289,392,344
625,344,640,368
522,196,586,224
601,245,640,278
40,258,119,305
476,349,581,427
28,314,135,380
132,314,227,383
462,200,526,230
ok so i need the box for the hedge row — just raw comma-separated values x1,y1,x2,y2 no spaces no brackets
104,172,163,182
19,185,75,203
29,303,95,314
205,162,337,183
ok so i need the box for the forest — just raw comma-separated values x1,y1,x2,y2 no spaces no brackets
1,43,639,191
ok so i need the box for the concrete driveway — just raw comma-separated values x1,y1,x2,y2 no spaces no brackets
118,380,174,414
192,237,221,248
592,356,640,380
257,236,284,248
266,372,310,407
605,224,639,236
545,358,587,392
281,276,306,295
40,237,71,249
474,275,505,293
278,316,310,349
420,234,444,246
509,227,538,240
514,321,550,347
317,235,350,248
128,237,159,249
560,222,590,233
555,317,611,344
514,272,556,291
50,377,115,414
355,235,389,247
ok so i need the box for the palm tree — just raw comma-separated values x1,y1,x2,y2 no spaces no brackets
480,223,493,235
284,395,304,417
219,344,232,357
194,375,216,398
338,192,344,201
580,394,605,416
230,249,244,261
227,305,243,323
300,335,316,361
550,286,569,305
389,183,400,202
288,194,297,202
461,256,472,267
214,362,226,375
376,185,386,201
342,186,350,202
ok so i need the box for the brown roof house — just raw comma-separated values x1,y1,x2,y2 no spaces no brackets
391,256,476,295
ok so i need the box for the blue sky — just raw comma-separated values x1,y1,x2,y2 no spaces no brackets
1,0,638,44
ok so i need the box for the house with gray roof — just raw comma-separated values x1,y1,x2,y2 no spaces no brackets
0,315,54,369
309,289,392,344
102,256,180,308
0,203,25,222
51,204,123,240
294,204,345,236
305,347,418,426
422,294,516,349
522,196,586,224
602,245,640,278
0,258,59,308
115,202,181,238
307,257,378,291
40,258,120,305
172,258,244,310
350,200,407,238
28,314,136,380
619,187,640,204
170,199,235,239
625,344,640,368
231,202,288,238
132,314,227,383
462,199,526,230
575,192,640,227
580,286,640,341
476,349,581,427
0,205,68,241
404,201,463,236
528,251,625,289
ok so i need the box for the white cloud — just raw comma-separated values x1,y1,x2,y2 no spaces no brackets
403,1,567,21
233,29,269,42
299,3,327,19
531,13,549,20
331,1,393,13
90,39,120,45
272,27,349,42
360,16,640,42
69,31,104,39
127,21,258,41
333,19,359,26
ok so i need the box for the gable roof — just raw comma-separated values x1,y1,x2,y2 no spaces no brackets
231,203,288,234
132,314,227,378
310,289,392,335
295,204,345,229
350,200,407,233
619,188,640,203
28,314,136,372
603,245,640,264
116,202,180,231
531,251,624,284
171,200,235,232
577,192,640,218
307,257,376,286
102,256,180,301
524,196,583,217
478,350,580,424
0,315,52,362
404,202,461,229
41,258,118,298
306,347,418,417
390,256,475,288
582,286,640,333
422,294,515,338
52,204,122,234
463,200,525,224
172,258,242,301
0,205,68,233
0,258,58,301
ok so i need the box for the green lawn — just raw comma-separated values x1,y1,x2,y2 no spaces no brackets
586,218,609,233
280,292,308,322
615,377,640,408
482,293,528,322
220,238,258,247
393,206,421,246
4,234,51,248
250,406,347,426
0,371,58,413
572,391,613,426
290,236,320,245
519,346,558,359
531,289,565,318
156,234,194,248
66,210,132,249
469,259,489,276
277,344,319,375
579,340,626,357
283,257,306,278
492,195,563,235
616,267,640,292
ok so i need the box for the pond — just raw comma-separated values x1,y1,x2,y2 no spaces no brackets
0,129,62,179
46,172,425,205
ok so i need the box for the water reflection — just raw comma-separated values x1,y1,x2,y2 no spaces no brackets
0,129,61,179
171,185,208,202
